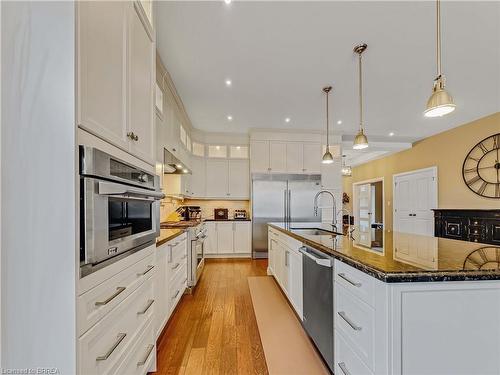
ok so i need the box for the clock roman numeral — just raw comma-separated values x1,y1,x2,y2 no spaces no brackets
464,167,477,174
496,183,500,198
467,175,481,185
477,181,488,195
493,134,500,150
467,156,479,162
478,142,489,154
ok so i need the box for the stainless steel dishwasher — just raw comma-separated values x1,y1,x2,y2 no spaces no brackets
299,245,334,373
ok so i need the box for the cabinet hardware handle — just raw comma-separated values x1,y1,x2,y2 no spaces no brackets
137,299,154,315
137,344,155,367
137,265,154,276
172,263,180,270
338,362,351,375
285,251,289,266
338,311,362,331
172,290,180,300
96,333,126,361
338,273,362,287
127,132,135,140
95,287,126,306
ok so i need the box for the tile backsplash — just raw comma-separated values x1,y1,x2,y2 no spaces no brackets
183,199,250,220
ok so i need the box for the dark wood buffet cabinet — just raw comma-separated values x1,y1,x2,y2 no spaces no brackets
433,209,500,245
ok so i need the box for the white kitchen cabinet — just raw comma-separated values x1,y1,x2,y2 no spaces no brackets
154,242,168,337
216,222,234,254
302,142,322,174
128,3,154,164
204,222,218,255
250,140,270,173
270,141,287,173
77,1,155,165
206,159,229,198
189,156,206,198
287,248,303,319
286,142,303,173
233,222,251,254
228,159,250,199
77,1,128,151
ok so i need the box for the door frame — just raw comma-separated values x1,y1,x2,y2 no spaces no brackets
353,177,385,253
392,166,438,233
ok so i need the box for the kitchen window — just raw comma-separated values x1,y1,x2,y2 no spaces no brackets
229,145,248,159
180,125,186,146
193,142,205,157
208,145,227,158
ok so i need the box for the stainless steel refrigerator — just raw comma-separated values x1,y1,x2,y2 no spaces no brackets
251,174,322,258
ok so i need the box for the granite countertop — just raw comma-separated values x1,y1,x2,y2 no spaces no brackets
156,228,185,247
269,222,500,283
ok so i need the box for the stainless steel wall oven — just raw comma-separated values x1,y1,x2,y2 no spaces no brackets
79,146,164,277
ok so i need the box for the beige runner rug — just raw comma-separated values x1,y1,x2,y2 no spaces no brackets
248,276,329,375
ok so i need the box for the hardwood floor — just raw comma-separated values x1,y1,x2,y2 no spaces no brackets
154,259,270,375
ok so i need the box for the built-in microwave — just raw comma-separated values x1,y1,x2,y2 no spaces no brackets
79,146,164,277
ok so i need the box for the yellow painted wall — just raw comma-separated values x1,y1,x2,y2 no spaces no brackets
347,112,500,230
184,199,250,220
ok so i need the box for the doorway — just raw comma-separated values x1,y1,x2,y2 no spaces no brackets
353,178,384,252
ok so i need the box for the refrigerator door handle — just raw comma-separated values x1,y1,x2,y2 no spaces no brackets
283,189,287,223
288,190,291,222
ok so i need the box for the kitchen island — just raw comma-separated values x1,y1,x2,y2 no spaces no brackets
267,223,500,375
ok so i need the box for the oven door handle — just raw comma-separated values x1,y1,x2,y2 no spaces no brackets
98,181,165,200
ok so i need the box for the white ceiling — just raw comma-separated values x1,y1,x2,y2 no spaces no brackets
156,1,499,143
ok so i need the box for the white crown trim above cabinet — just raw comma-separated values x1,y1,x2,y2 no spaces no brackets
77,1,155,166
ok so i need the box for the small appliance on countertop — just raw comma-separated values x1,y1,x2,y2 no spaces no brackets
214,208,228,220
176,205,202,221
233,210,248,220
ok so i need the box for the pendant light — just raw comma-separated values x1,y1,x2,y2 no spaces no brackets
424,0,456,117
341,155,352,176
353,43,369,150
322,86,334,164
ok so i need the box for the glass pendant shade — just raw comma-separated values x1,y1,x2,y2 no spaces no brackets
424,77,456,117
341,165,352,176
322,148,334,164
353,129,369,150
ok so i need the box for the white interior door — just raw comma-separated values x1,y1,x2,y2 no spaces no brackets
394,168,437,236
357,184,372,247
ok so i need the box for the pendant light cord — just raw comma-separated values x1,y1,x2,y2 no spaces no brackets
436,0,442,78
358,51,363,132
326,89,329,149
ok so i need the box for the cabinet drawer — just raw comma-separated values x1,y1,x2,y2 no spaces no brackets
169,264,187,313
335,283,375,370
78,275,154,375
114,317,155,375
78,253,155,336
335,260,376,307
169,256,188,285
335,330,373,375
166,236,187,265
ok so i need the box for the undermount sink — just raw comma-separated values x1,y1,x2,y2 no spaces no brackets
290,228,339,236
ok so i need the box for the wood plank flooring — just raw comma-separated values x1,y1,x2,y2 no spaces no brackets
153,259,269,375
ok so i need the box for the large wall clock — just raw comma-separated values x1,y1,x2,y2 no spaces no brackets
462,133,500,198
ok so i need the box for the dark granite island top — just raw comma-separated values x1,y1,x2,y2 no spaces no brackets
268,222,500,283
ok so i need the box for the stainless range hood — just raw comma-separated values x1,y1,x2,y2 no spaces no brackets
163,148,191,174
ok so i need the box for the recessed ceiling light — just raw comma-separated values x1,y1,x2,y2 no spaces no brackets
227,115,233,121
225,79,232,87
285,117,291,123
224,0,232,4
337,120,342,125
389,132,395,137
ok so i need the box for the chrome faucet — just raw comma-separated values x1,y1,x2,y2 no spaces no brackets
313,190,337,231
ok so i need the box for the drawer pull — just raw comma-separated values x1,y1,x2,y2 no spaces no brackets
338,311,362,331
137,299,155,315
137,265,154,276
137,344,155,367
171,263,180,270
96,333,126,361
172,290,180,300
338,273,362,287
338,362,351,375
95,287,126,306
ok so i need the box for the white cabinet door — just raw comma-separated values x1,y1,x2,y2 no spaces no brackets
154,242,169,337
205,222,218,255
77,1,128,150
205,159,229,198
228,160,250,199
286,142,303,173
233,222,251,254
303,143,322,174
268,235,276,274
250,140,270,173
128,3,154,165
190,157,206,198
270,142,287,173
217,222,234,254
288,249,303,318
